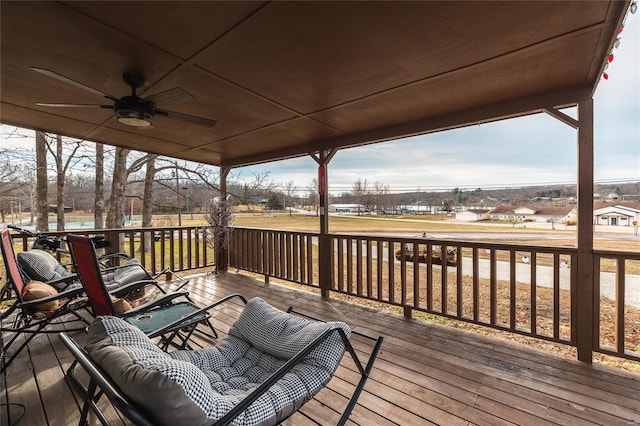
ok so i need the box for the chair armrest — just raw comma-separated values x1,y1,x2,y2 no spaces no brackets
46,274,80,286
121,291,190,316
101,262,147,275
98,252,132,262
109,280,163,298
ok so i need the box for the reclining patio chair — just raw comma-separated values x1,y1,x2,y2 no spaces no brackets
60,296,383,426
66,234,218,348
0,229,90,373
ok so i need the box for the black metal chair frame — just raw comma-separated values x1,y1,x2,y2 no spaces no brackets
0,229,90,373
66,234,218,346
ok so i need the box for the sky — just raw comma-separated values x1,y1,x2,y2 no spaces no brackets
2,8,638,198
238,9,640,196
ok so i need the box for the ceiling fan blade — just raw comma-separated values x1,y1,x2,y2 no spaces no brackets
155,109,217,127
143,87,194,105
30,67,116,99
36,103,113,109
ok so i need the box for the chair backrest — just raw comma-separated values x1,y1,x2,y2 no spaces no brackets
1,229,28,298
67,234,115,316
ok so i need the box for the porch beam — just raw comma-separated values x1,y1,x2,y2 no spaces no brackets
222,86,590,169
543,107,578,129
576,98,595,363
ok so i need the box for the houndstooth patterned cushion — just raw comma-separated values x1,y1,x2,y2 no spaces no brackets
86,297,350,426
17,249,77,291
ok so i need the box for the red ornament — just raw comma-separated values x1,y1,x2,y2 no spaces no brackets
603,72,609,80
608,53,614,63
618,25,624,34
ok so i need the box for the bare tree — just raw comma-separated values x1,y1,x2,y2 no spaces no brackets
106,147,130,229
309,178,319,216
142,155,158,228
283,180,296,216
105,150,155,229
47,134,85,230
373,181,390,212
35,131,49,231
94,143,105,229
352,178,370,215
0,161,27,224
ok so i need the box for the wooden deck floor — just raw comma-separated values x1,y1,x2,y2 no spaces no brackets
2,271,639,425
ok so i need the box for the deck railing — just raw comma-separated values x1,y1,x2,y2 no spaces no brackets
229,228,318,286
10,226,215,276
593,249,640,361
7,225,639,361
228,227,639,362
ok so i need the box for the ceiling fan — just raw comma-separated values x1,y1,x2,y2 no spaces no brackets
30,67,217,128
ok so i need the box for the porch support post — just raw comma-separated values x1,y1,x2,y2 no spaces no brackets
218,166,230,272
310,149,337,298
576,98,595,363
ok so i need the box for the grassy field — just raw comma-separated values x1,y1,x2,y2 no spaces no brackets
235,212,562,233
231,212,640,251
25,209,640,249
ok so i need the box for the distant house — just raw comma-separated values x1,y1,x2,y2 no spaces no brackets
488,205,517,221
489,205,574,224
593,202,640,226
517,206,575,223
455,209,490,222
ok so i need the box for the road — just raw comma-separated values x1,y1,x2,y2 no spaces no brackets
337,236,640,308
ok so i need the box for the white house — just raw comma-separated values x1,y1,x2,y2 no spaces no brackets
489,205,575,224
594,204,640,226
455,209,490,221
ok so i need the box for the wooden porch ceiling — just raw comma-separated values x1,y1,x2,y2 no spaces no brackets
0,1,629,168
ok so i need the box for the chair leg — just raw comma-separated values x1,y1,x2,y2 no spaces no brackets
78,378,109,426
67,360,87,394
337,335,384,426
1,322,46,373
202,318,218,339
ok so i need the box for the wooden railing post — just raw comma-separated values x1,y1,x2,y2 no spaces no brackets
318,234,331,298
104,230,121,257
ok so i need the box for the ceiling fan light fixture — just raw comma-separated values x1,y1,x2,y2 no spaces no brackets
118,115,152,127
115,104,154,127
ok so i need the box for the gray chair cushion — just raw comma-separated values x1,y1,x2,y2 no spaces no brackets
17,249,74,290
18,249,146,292
86,297,350,426
101,259,150,291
